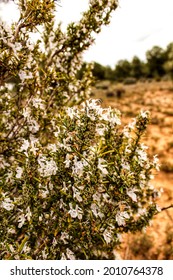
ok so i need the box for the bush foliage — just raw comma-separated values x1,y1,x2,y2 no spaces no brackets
0,0,161,259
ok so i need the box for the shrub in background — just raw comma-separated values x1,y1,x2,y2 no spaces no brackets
0,0,161,260
123,77,137,85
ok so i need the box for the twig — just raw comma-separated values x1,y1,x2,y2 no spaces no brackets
161,204,173,211
12,11,32,43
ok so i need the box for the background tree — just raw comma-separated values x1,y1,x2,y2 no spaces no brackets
146,46,166,79
114,59,132,81
92,62,106,80
104,65,115,81
76,43,173,83
130,56,144,79
164,42,173,85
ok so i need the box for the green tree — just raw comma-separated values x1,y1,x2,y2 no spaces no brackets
92,62,106,80
146,46,166,78
164,42,173,84
104,65,115,81
130,56,144,79
114,59,132,81
0,0,162,260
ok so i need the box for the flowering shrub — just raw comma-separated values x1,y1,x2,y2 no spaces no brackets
0,0,161,259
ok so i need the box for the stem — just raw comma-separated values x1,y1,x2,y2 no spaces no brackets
161,204,173,211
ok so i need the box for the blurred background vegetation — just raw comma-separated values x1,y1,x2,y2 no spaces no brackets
78,42,173,84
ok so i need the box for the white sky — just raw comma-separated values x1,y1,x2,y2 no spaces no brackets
0,0,173,67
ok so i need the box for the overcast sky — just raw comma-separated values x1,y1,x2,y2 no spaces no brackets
0,0,173,67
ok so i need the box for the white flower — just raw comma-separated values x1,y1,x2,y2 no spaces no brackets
85,99,102,112
98,158,108,175
72,186,83,202
68,203,83,220
72,156,87,176
121,162,130,171
28,118,40,133
127,188,137,202
103,225,114,244
52,237,58,247
39,185,49,198
32,97,45,110
57,138,72,152
140,110,149,118
128,118,136,130
54,127,60,137
64,154,71,168
103,229,112,244
25,206,32,221
116,211,130,226
73,161,84,175
96,124,107,136
22,107,31,119
61,182,68,193
125,145,131,154
117,233,122,242
47,144,57,153
141,144,148,150
123,127,130,138
92,192,101,202
153,155,160,171
9,244,15,253
91,203,104,218
91,203,98,217
22,244,31,254
140,172,146,180
137,208,147,216
1,197,14,211
38,155,58,177
39,215,43,222
99,107,121,126
102,193,110,202
113,250,122,260
61,253,67,260
82,99,102,120
19,139,29,156
136,148,147,163
42,249,48,259
19,70,33,82
99,108,110,122
16,167,23,179
156,205,161,212
60,232,69,244
19,139,30,151
66,107,77,119
5,83,14,91
8,228,16,234
66,248,76,260
59,199,66,210
18,214,26,228
29,135,39,155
